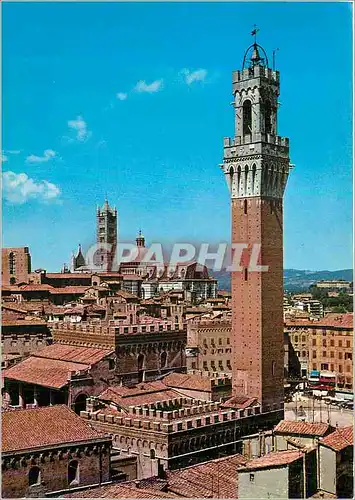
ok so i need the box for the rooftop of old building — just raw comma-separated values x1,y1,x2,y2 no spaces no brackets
285,312,353,329
163,372,212,392
2,405,109,454
238,449,305,472
64,452,247,498
274,420,332,437
100,382,183,409
320,426,353,451
63,483,179,498
222,395,259,410
3,344,114,389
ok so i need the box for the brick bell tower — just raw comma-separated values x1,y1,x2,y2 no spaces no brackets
96,199,118,271
220,32,292,412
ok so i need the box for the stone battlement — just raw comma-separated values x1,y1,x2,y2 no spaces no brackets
224,135,289,148
188,319,232,328
51,319,184,339
81,402,261,433
232,66,279,84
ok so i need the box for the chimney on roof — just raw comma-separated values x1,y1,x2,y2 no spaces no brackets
86,396,101,413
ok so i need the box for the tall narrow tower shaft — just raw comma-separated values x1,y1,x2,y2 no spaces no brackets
220,41,292,412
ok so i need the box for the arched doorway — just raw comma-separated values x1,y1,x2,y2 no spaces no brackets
73,393,88,415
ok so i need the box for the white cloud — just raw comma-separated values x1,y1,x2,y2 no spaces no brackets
134,79,163,93
3,171,61,205
26,149,57,164
1,153,8,163
116,92,128,101
67,115,92,142
182,68,208,85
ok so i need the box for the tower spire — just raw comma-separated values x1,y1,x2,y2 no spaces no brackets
251,24,259,44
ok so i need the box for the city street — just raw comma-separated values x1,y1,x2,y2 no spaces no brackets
285,399,354,427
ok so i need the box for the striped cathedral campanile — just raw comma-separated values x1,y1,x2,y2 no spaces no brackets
220,36,293,412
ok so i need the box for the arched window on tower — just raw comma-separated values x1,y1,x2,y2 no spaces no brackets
28,466,41,487
68,460,80,486
237,166,242,194
252,164,257,193
229,167,234,192
244,165,249,194
243,100,252,136
264,100,272,135
160,351,167,370
9,252,16,275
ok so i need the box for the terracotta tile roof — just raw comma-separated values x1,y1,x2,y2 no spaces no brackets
49,286,89,294
163,372,211,392
102,381,168,397
45,305,65,314
222,395,259,409
100,383,181,408
114,290,139,299
2,303,28,314
3,356,90,389
274,420,331,437
45,273,92,278
63,484,178,498
165,454,246,498
239,450,304,471
3,345,113,388
34,343,113,364
19,284,54,292
11,302,47,312
2,405,108,453
320,426,353,451
285,313,353,329
2,318,47,326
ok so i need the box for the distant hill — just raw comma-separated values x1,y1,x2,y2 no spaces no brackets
212,269,353,292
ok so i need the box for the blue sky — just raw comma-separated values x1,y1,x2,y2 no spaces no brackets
2,2,353,272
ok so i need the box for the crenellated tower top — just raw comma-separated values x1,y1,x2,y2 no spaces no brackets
220,29,292,200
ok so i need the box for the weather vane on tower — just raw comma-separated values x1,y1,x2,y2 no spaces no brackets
251,24,259,44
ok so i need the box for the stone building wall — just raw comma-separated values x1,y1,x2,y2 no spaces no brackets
231,198,285,411
81,399,283,479
186,320,233,376
2,441,110,498
2,322,52,360
2,247,31,286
